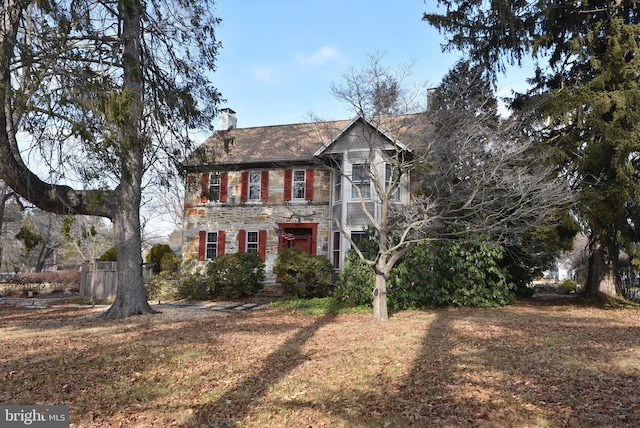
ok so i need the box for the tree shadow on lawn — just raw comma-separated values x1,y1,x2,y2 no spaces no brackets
416,305,637,426
186,311,338,427
4,300,640,427
0,306,326,426
273,303,640,427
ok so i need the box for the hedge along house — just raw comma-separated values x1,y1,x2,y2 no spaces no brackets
182,108,416,282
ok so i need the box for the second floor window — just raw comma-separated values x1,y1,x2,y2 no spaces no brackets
248,172,261,200
351,164,371,199
333,173,342,203
293,170,306,199
385,165,400,201
208,174,221,202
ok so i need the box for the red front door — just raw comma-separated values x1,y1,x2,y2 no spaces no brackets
277,223,318,256
291,235,312,253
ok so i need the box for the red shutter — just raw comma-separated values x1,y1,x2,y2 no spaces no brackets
218,230,226,256
284,169,292,201
260,170,269,201
200,173,209,203
305,168,314,201
219,173,228,203
198,230,206,261
238,229,246,252
240,172,248,202
258,230,267,261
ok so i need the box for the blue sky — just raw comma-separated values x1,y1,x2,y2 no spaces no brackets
210,0,532,130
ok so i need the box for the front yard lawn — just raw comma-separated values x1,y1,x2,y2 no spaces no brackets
1,297,639,427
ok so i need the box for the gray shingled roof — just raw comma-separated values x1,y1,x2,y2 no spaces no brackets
184,119,351,169
184,113,432,170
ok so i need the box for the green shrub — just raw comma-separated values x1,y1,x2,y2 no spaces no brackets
207,252,265,298
176,253,265,300
386,244,433,311
160,251,182,273
146,273,181,300
99,246,117,261
274,248,334,298
146,244,176,273
420,239,515,307
177,274,212,300
562,279,578,294
334,251,375,306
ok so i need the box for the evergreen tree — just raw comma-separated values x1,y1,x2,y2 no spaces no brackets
425,1,640,295
0,0,222,316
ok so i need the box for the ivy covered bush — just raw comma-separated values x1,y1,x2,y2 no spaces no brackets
390,240,515,308
274,247,334,298
177,252,265,300
334,238,515,310
333,251,375,306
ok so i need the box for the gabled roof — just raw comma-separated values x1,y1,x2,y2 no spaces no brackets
184,113,431,170
313,114,418,157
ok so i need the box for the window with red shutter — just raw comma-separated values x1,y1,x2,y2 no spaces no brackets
200,174,209,203
305,168,314,201
284,169,292,201
218,230,226,255
198,230,206,260
240,172,248,202
238,229,246,252
260,170,269,201
258,230,267,261
219,173,228,203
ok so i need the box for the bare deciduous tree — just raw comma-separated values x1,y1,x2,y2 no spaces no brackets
322,56,574,321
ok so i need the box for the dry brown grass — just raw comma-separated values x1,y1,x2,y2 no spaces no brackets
1,298,640,427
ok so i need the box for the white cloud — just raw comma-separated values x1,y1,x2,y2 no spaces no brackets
253,65,277,82
295,46,340,68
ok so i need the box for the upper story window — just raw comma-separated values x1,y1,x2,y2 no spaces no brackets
248,172,261,200
201,172,227,203
208,174,221,202
351,163,371,199
385,165,400,201
284,168,313,202
292,170,306,199
333,173,342,203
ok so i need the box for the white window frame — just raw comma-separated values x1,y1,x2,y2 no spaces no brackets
351,163,371,200
208,173,221,202
332,231,341,269
292,170,306,199
248,172,261,201
246,230,259,254
206,232,218,259
333,173,342,203
385,164,400,201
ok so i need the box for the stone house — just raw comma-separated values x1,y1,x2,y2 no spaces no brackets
182,109,416,281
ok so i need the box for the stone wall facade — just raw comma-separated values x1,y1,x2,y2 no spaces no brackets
183,167,332,279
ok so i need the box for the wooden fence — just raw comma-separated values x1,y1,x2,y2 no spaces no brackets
79,261,154,302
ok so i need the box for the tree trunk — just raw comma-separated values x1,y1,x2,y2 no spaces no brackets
103,0,153,318
373,270,389,322
104,192,154,318
585,240,618,297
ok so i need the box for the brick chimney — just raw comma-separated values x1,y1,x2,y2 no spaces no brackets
218,108,237,131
